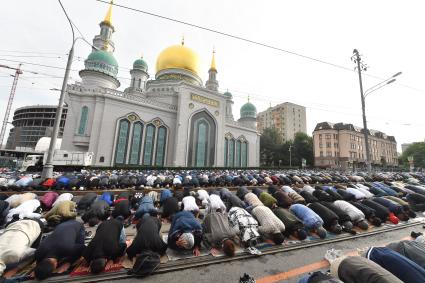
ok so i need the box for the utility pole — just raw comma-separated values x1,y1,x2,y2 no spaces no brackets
0,64,22,149
352,49,372,173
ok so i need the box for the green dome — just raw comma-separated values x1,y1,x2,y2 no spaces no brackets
223,91,232,98
85,50,118,78
133,58,148,72
240,102,257,119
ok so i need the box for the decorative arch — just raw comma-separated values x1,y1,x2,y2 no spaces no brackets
188,110,216,167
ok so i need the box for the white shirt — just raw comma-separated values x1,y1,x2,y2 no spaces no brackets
346,187,366,200
6,199,41,223
282,186,296,194
197,189,209,200
302,185,315,194
207,194,226,213
173,177,182,185
351,186,374,198
52,193,73,207
182,196,199,212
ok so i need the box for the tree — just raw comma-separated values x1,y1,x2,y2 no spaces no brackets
292,132,314,167
400,142,425,169
260,128,282,166
260,129,314,167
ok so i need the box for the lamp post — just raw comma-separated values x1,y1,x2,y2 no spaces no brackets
289,145,293,167
41,0,76,178
408,156,414,172
352,49,401,174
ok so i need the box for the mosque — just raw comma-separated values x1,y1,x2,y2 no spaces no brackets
61,2,260,167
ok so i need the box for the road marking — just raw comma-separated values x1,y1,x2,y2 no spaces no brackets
256,260,329,283
256,236,411,283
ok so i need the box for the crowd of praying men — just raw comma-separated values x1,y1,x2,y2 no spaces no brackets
1,176,425,282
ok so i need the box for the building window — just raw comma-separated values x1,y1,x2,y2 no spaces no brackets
142,124,156,166
129,122,143,165
334,142,338,148
224,138,229,167
114,119,130,164
228,139,235,167
326,151,332,157
154,126,167,166
99,156,105,162
235,140,242,167
326,142,331,148
320,151,323,157
319,134,322,139
319,142,323,148
77,106,88,135
325,134,331,139
241,142,248,167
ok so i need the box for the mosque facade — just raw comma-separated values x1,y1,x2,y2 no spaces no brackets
61,3,260,167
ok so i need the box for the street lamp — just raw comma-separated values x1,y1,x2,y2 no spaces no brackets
352,49,401,174
288,145,293,167
364,72,401,98
41,0,96,178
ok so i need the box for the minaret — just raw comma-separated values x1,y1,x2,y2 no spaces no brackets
224,89,234,121
79,0,120,89
130,55,149,91
93,1,115,52
238,96,257,129
205,48,219,91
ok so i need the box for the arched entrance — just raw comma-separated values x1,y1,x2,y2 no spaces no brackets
188,111,216,167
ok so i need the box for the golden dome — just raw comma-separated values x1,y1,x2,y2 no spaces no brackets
156,43,200,76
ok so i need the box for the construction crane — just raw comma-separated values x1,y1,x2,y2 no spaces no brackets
0,64,22,149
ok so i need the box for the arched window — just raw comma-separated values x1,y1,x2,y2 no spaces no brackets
129,122,143,165
235,140,242,167
114,119,130,164
188,111,216,167
241,142,248,167
142,124,156,166
228,139,235,167
77,106,88,135
154,126,167,166
224,138,229,167
99,156,105,163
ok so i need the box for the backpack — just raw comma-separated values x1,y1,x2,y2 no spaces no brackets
127,250,160,277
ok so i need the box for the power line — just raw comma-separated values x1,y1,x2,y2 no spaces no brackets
0,54,64,59
95,0,355,73
95,0,425,95
0,58,80,72
0,49,66,56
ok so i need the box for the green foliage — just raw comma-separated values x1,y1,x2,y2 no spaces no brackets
400,142,425,169
260,128,313,167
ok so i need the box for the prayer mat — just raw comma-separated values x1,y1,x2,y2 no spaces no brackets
210,245,244,257
70,258,124,276
3,258,36,279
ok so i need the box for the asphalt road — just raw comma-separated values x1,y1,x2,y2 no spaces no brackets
104,222,424,283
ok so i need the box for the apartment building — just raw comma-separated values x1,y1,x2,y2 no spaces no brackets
257,102,307,141
313,122,398,170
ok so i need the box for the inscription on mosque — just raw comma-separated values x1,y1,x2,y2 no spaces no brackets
191,94,219,107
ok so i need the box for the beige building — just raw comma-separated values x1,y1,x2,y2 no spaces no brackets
313,122,398,170
257,102,307,141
